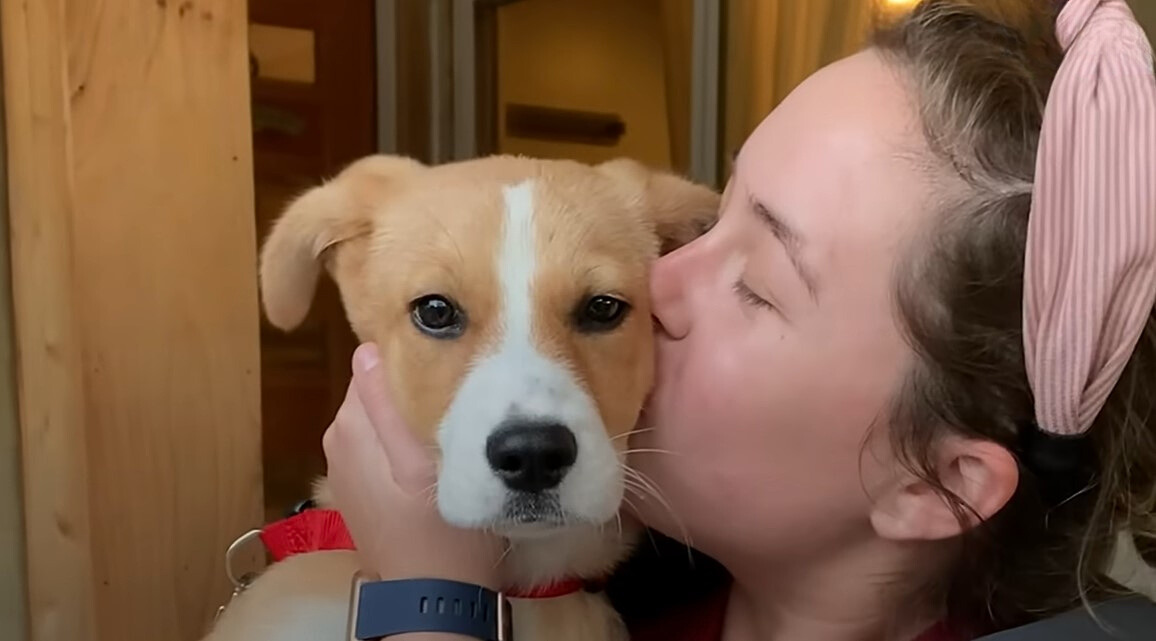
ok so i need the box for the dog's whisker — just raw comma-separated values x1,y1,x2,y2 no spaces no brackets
623,466,666,494
620,448,679,457
620,495,663,553
627,470,678,522
610,427,655,442
492,540,515,571
622,464,694,553
620,495,642,516
629,468,697,565
419,481,439,507
624,482,656,502
623,482,696,565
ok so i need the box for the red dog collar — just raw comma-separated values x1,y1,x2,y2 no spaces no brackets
256,508,601,599
506,577,605,599
259,508,355,561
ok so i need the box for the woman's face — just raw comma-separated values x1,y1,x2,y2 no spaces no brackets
630,50,939,564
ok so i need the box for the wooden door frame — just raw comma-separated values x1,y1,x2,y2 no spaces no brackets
248,0,379,519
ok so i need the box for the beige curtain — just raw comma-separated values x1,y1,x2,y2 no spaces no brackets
658,0,694,173
722,0,876,159
658,0,876,174
1128,0,1155,41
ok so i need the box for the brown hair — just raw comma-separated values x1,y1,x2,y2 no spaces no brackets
870,0,1156,633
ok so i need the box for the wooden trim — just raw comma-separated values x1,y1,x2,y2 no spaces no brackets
2,0,264,639
250,0,318,30
504,104,627,146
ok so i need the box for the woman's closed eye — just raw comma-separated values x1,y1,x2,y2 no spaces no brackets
732,279,776,312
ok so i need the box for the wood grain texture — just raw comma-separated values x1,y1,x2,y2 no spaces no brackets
2,0,265,639
2,0,98,639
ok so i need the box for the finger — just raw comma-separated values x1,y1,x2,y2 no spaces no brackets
350,343,435,490
324,378,372,457
351,343,426,459
323,381,395,482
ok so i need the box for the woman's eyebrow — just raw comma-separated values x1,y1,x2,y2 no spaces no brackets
747,195,820,302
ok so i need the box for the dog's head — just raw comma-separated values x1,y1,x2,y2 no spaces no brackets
259,154,717,537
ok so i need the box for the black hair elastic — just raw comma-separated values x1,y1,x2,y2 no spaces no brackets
1016,420,1097,509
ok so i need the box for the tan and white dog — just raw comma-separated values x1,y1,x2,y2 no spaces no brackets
203,153,718,641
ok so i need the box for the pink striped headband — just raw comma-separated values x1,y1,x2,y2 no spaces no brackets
1023,0,1156,448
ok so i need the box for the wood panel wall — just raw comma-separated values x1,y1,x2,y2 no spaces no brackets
1,1,264,640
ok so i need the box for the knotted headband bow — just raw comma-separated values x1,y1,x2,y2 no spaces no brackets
1024,0,1156,438
1019,0,1155,500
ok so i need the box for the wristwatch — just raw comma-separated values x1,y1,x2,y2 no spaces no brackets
347,572,513,641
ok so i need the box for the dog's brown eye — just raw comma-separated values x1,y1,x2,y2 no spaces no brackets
411,294,466,338
575,295,630,333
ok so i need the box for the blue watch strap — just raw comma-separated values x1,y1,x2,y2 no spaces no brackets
353,577,510,641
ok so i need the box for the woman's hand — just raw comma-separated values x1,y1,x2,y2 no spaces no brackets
321,343,506,589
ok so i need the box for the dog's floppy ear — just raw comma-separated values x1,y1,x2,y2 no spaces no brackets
259,154,425,330
597,158,720,255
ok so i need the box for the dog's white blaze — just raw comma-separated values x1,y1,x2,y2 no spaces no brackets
436,180,624,532
500,180,536,349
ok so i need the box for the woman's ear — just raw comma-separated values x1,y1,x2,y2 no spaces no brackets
870,436,1020,541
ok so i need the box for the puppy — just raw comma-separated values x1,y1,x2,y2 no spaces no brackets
203,153,718,641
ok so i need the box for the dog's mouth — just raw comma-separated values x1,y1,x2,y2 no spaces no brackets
497,492,568,532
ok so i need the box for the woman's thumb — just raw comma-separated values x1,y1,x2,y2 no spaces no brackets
351,343,435,489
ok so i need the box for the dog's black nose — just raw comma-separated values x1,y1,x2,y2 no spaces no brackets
486,421,578,493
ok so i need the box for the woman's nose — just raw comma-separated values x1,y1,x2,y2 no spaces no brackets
650,239,703,340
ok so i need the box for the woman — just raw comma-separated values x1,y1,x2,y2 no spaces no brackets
322,1,1156,639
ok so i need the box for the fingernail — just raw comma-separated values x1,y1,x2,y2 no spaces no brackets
354,343,381,372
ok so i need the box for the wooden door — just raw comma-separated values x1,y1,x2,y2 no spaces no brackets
248,0,378,519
